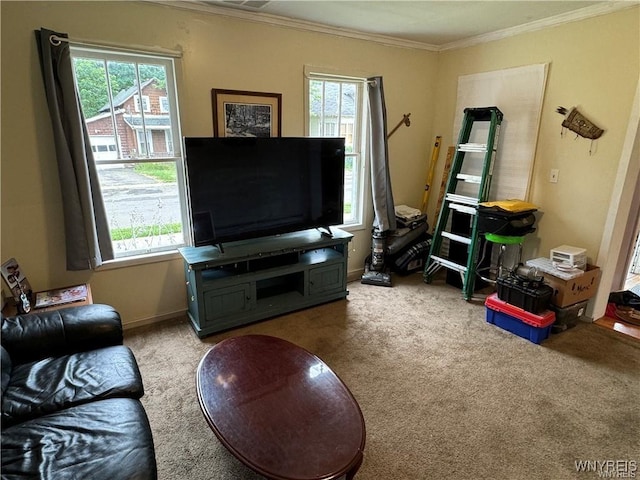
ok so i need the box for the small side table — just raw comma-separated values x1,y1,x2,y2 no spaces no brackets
2,284,93,317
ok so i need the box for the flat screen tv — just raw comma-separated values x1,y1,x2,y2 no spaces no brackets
183,137,345,248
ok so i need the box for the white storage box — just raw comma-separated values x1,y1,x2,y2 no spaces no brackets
550,245,587,271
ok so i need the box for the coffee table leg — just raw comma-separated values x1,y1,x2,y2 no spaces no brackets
346,451,363,480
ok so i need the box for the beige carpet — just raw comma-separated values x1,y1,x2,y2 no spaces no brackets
124,273,640,480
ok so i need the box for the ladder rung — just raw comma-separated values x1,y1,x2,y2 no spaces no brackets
446,193,478,206
441,231,472,245
449,203,477,215
430,255,468,273
457,173,482,184
458,143,488,152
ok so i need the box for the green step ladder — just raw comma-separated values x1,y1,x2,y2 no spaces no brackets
424,106,504,300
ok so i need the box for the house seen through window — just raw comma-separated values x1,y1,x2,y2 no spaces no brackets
307,73,366,227
71,47,188,258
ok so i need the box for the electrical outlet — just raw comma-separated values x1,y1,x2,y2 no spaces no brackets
550,169,559,183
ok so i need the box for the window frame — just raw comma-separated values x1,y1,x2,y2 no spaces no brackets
134,94,151,112
304,69,369,231
159,95,170,113
70,46,189,262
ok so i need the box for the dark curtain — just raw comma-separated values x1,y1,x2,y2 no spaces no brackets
35,28,113,270
367,76,396,232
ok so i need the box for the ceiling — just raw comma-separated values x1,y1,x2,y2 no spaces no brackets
169,0,632,50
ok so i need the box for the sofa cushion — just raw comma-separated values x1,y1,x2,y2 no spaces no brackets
1,397,157,480
1,346,11,396
1,304,123,364
2,345,143,428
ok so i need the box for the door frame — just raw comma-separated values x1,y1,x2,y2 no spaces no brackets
591,77,640,319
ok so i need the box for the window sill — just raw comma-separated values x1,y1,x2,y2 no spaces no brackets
96,249,182,271
96,224,369,272
340,222,368,234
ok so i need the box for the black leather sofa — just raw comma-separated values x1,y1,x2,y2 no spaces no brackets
1,304,157,480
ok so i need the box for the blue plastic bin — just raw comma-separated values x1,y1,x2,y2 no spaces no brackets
485,293,555,344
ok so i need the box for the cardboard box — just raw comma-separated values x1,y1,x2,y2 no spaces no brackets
542,264,601,308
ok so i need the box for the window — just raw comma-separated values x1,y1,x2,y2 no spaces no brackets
159,96,169,113
136,129,153,155
133,94,151,112
306,72,367,227
71,47,188,258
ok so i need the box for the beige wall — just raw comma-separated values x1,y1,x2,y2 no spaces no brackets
431,7,640,263
1,1,437,326
2,2,638,326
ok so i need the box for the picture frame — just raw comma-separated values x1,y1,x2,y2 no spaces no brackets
1,257,33,313
212,89,282,138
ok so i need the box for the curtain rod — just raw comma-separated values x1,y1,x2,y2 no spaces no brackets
49,34,182,58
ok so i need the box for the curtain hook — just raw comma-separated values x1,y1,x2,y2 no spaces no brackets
49,34,62,46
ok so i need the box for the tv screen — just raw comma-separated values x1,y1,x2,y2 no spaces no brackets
184,137,345,247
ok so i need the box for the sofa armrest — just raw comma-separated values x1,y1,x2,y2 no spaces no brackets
1,304,123,363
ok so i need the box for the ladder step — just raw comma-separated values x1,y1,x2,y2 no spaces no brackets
449,203,477,215
441,231,472,245
458,143,488,152
430,255,468,273
456,173,482,184
446,193,478,206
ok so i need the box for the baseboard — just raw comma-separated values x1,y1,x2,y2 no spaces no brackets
122,309,187,330
347,269,365,283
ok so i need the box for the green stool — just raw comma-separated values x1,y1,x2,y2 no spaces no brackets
479,234,524,281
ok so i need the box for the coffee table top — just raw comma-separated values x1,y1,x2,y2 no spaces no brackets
196,335,366,480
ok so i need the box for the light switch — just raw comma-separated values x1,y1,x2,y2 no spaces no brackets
550,169,559,183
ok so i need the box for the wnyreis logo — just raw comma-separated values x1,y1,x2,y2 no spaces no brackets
575,460,637,478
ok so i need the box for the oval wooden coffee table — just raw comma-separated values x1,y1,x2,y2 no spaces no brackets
196,335,366,480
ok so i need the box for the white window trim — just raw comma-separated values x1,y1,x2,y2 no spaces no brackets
304,67,370,232
71,46,189,261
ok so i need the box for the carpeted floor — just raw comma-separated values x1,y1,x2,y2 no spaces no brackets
124,273,640,480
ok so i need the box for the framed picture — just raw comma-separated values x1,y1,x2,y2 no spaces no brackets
1,257,33,312
212,89,282,137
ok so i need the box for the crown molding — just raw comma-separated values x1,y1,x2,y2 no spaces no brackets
437,2,639,51
145,0,638,53
144,1,440,51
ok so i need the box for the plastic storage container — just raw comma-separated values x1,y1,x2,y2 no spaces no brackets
485,293,555,344
496,275,553,314
550,300,588,333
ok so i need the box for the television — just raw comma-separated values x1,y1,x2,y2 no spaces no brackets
183,137,345,248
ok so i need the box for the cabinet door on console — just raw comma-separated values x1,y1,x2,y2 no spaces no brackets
204,284,254,321
309,264,344,296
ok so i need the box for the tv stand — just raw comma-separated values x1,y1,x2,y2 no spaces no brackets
178,228,353,338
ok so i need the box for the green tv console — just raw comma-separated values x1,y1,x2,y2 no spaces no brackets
178,228,353,338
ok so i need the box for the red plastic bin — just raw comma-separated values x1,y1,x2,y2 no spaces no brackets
485,293,555,344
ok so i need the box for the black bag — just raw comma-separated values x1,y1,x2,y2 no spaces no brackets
391,239,432,275
608,290,640,309
477,207,536,236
